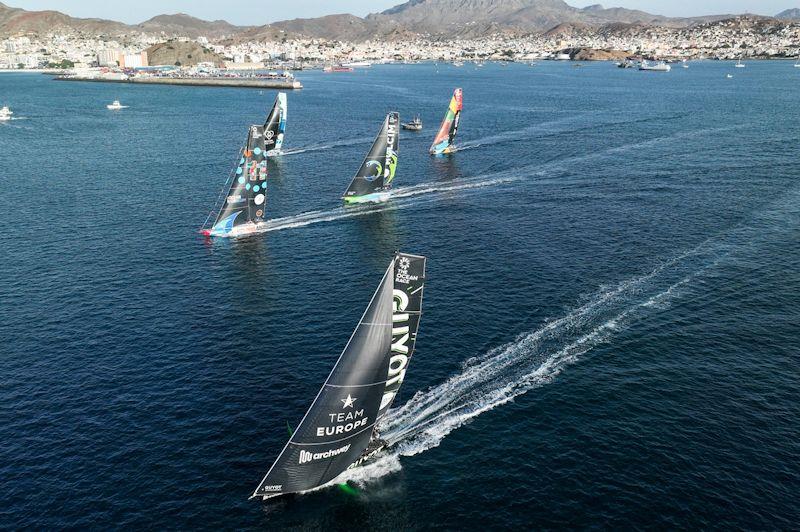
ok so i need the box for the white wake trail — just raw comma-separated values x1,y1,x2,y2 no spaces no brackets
247,125,734,236
331,240,727,490
281,136,373,156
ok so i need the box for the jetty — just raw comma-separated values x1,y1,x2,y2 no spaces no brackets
54,75,303,90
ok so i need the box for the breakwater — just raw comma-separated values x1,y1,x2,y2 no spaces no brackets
54,76,303,89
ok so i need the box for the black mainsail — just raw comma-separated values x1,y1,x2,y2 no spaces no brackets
252,252,426,499
203,125,268,236
342,112,399,203
263,92,287,154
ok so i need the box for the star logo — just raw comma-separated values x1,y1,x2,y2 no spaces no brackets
341,394,357,409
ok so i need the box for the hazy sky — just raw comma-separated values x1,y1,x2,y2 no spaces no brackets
7,0,798,25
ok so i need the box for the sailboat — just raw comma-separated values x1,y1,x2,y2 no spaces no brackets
342,112,399,204
429,88,463,155
252,252,427,500
263,92,287,156
735,59,746,68
201,121,269,237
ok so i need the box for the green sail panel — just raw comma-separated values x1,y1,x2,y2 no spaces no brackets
342,112,399,202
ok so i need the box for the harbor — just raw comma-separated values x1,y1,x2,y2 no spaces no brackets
53,74,303,89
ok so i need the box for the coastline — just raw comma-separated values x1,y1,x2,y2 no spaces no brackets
53,75,303,89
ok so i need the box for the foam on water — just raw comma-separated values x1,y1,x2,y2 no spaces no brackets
280,136,373,156
327,183,800,490
330,242,720,488
242,125,737,236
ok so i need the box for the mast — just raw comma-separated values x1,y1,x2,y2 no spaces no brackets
429,88,463,155
207,125,268,235
342,112,399,200
252,252,427,499
263,92,287,154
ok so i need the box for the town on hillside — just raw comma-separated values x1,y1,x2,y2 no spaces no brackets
1,2,799,76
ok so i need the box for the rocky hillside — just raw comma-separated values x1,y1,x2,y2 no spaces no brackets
136,14,250,39
775,8,800,20
0,0,792,42
0,1,128,36
368,0,733,34
145,41,225,67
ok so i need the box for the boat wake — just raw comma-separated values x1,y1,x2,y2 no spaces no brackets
327,180,800,491
330,238,727,489
253,169,533,233
242,125,737,237
281,136,373,156
456,111,691,151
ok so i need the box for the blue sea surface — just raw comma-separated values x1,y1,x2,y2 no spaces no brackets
1,61,799,529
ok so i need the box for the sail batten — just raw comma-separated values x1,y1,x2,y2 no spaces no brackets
252,253,426,499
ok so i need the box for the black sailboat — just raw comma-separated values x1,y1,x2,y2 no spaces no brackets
263,92,287,155
201,125,269,237
342,112,399,204
252,252,426,500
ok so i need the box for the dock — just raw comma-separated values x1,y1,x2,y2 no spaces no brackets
54,76,303,90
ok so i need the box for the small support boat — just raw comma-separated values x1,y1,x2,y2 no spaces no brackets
106,100,128,110
0,106,12,121
401,115,423,131
323,65,354,73
639,60,671,72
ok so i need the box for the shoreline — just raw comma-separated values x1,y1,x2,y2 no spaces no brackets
53,76,303,89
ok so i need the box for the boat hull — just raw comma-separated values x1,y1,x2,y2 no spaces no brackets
343,191,391,204
202,221,263,238
430,145,457,155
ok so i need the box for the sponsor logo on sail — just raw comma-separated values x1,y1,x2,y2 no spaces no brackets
363,160,382,181
262,485,282,491
380,262,420,410
395,256,419,285
299,444,351,464
316,407,368,437
227,194,245,204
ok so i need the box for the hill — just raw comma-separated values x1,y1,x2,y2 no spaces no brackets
776,8,800,20
0,0,787,42
145,41,225,67
0,1,128,36
136,13,250,39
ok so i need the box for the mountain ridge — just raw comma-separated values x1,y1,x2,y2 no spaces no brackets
0,0,794,41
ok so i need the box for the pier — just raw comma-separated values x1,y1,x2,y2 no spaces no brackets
54,76,303,90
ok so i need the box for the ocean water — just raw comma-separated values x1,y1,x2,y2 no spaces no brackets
1,61,798,529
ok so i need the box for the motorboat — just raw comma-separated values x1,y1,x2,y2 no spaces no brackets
107,100,128,110
639,60,671,72
0,106,12,120
401,115,423,131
